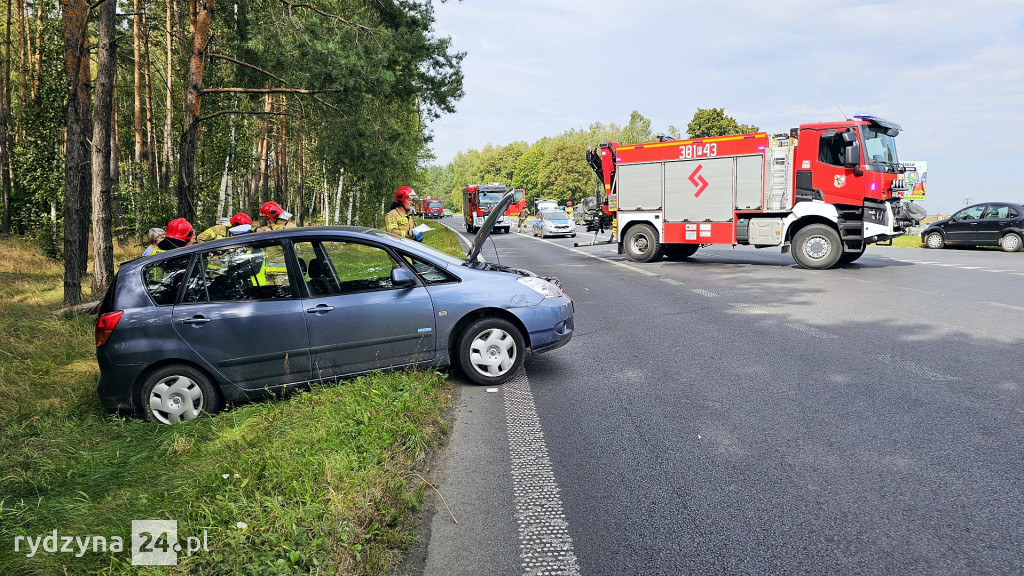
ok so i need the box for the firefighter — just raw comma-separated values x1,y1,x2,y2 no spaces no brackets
256,201,295,232
195,212,254,243
385,186,423,241
517,207,529,233
565,201,574,219
150,218,195,255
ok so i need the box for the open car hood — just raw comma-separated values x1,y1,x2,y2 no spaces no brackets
466,190,515,263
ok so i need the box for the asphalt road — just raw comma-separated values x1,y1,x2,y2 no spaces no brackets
415,217,1024,576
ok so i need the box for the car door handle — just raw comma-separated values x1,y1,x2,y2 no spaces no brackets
181,316,211,326
306,304,335,314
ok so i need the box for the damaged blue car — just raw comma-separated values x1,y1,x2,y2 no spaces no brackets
95,191,574,424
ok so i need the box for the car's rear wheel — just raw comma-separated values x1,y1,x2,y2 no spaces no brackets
456,317,525,385
623,223,663,262
1000,232,1022,252
139,365,222,424
792,224,842,269
925,231,945,249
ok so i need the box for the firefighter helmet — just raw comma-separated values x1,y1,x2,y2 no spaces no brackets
567,201,573,206
229,212,252,227
260,201,286,220
394,186,416,204
165,218,194,242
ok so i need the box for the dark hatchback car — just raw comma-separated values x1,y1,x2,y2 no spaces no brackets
921,202,1024,252
96,193,574,424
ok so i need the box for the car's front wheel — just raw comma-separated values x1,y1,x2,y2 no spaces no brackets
1000,232,1022,252
456,317,525,385
139,365,222,424
792,224,842,269
925,231,945,249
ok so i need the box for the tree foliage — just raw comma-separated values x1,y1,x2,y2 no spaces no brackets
686,107,759,138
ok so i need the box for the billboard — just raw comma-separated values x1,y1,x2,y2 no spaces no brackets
902,161,927,201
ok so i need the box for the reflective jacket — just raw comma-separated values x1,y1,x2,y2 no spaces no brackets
385,208,415,239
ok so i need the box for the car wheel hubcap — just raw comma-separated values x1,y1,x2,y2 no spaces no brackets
469,328,516,377
149,375,204,424
802,236,831,260
1005,236,1021,251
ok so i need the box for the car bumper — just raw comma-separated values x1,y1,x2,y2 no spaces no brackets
517,295,574,354
96,349,146,413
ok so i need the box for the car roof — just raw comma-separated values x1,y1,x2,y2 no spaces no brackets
119,226,412,273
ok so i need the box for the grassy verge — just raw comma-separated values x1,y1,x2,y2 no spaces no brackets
0,225,466,575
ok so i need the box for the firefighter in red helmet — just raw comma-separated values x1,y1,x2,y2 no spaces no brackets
257,201,294,232
150,218,194,255
195,212,254,243
385,186,422,241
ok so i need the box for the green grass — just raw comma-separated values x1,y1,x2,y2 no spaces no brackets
0,229,463,575
877,233,925,248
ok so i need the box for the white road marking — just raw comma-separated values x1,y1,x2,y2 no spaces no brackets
982,301,1024,313
691,288,718,298
662,278,683,285
503,371,581,576
785,322,838,339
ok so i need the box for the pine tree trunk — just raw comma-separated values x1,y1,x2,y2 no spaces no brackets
257,92,271,205
163,0,174,188
132,0,144,192
175,0,213,222
142,8,158,186
294,109,304,226
15,0,25,110
110,89,126,242
60,0,92,306
91,0,116,296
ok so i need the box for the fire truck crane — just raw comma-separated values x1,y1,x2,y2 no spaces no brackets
584,115,926,269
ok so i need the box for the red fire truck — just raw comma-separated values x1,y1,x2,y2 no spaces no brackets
463,183,523,233
585,115,926,269
418,197,444,219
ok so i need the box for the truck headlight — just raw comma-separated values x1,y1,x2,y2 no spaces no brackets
518,276,562,298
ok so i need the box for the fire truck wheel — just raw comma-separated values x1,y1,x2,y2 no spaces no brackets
1000,233,1022,252
925,231,945,249
664,244,699,260
456,317,525,386
623,224,663,263
793,224,842,270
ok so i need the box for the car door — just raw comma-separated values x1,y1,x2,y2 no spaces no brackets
294,239,436,380
171,241,312,390
944,204,986,244
978,204,1013,244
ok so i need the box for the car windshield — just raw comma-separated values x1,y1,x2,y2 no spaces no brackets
365,228,467,266
427,200,442,207
860,125,899,168
478,191,505,208
543,210,569,220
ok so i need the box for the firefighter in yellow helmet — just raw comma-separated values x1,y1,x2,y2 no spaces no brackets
385,186,422,241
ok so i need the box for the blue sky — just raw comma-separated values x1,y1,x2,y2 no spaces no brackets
427,0,1024,216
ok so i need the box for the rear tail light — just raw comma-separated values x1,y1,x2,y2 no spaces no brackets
95,310,124,347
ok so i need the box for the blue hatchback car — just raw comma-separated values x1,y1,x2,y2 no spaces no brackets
96,192,574,424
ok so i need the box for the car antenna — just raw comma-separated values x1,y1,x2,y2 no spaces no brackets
836,105,850,121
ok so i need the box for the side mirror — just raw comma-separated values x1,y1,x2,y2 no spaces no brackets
842,133,862,175
392,267,416,287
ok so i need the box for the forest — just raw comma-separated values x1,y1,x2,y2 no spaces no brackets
0,0,463,306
